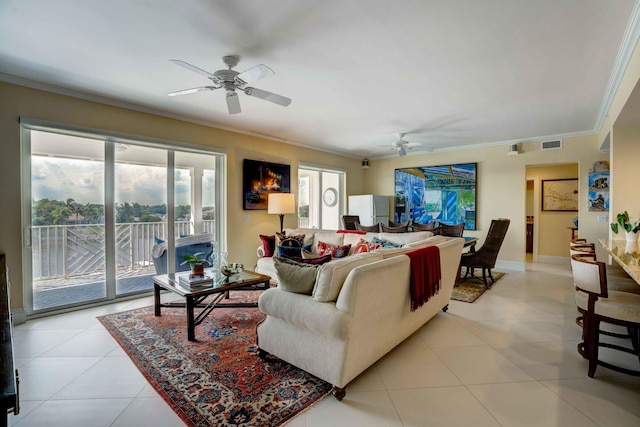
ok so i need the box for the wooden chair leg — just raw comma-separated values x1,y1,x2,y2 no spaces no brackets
482,268,489,289
588,316,600,378
488,268,494,284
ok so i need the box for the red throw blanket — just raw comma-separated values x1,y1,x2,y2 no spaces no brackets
406,246,441,311
337,230,367,235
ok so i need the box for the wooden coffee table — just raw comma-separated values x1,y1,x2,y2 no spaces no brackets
153,269,271,341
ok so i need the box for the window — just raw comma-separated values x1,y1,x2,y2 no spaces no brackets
298,164,345,229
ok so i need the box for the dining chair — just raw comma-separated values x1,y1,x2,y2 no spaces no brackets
440,222,465,237
411,222,437,232
460,218,510,288
381,223,409,233
388,220,409,227
571,254,640,377
355,222,381,232
341,215,360,230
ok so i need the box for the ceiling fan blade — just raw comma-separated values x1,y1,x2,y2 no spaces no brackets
170,59,217,79
167,86,216,97
244,87,291,106
226,91,241,114
236,64,274,85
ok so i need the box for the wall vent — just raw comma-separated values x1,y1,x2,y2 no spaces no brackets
541,139,562,150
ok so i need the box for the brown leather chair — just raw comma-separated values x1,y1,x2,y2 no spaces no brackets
355,222,380,232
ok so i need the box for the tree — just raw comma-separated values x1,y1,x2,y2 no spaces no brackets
140,212,162,222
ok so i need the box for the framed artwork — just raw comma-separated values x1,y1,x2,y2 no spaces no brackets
394,163,477,230
542,179,578,211
242,159,291,210
588,161,609,211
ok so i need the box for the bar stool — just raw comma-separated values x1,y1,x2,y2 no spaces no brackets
571,254,640,377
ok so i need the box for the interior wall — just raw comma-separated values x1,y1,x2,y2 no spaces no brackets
0,82,365,309
610,123,640,235
363,136,608,268
526,164,579,259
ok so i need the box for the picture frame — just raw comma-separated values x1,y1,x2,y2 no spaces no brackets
242,159,291,210
542,178,578,211
394,163,477,230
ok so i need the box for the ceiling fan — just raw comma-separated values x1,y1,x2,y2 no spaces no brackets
387,133,433,157
167,55,291,114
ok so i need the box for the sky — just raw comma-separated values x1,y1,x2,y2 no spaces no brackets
32,156,215,206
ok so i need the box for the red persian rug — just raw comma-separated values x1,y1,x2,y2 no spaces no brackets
98,292,331,426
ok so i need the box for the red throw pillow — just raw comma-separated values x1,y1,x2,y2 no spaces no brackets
317,241,352,258
259,235,276,257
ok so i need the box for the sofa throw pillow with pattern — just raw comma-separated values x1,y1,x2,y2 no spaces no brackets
352,238,382,254
372,237,401,248
274,257,319,295
317,241,352,258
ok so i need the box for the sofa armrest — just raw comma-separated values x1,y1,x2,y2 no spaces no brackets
257,245,266,258
258,288,350,340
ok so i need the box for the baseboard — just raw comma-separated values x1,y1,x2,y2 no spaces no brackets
536,255,570,266
495,260,526,272
11,307,27,325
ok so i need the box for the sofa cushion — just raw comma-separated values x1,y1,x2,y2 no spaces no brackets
375,247,412,259
312,252,384,302
342,232,376,249
274,258,318,295
403,235,450,249
378,231,433,246
259,234,276,257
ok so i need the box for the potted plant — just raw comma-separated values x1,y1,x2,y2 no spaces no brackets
180,252,210,275
610,211,640,242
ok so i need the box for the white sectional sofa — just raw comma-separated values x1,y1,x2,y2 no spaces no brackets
254,228,464,400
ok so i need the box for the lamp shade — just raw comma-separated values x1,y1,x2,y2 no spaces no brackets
268,193,296,214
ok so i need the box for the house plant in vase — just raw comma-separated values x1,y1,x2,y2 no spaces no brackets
610,211,640,242
180,252,210,275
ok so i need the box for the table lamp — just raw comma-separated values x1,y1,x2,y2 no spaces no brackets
268,193,296,232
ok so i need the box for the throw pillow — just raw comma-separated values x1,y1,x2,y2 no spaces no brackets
277,244,312,259
276,231,306,248
372,236,401,248
316,241,352,258
352,238,382,254
274,257,319,295
259,234,276,257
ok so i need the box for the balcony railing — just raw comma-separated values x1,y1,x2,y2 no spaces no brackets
31,220,215,282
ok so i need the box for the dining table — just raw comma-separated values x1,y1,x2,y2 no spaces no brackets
598,239,640,284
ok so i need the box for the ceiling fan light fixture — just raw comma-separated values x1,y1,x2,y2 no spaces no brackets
398,147,407,157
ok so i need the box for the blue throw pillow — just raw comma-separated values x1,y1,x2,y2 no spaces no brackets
277,244,312,259
372,237,401,248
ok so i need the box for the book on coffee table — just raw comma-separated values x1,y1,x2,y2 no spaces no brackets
178,272,215,288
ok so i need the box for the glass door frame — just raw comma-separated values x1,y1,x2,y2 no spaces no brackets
20,118,226,317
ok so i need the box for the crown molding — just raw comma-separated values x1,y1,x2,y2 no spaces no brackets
594,0,640,133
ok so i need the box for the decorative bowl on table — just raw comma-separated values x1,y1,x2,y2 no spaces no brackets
220,263,244,277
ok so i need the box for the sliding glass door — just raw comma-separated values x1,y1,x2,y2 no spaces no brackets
22,122,224,315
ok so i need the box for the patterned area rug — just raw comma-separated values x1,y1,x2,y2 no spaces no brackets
98,292,331,427
452,272,506,303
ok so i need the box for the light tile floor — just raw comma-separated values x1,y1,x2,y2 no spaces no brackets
9,262,640,426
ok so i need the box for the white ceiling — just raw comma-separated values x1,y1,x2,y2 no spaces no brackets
1,0,638,158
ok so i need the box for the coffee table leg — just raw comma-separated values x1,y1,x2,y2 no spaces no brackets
154,283,161,316
187,296,196,341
